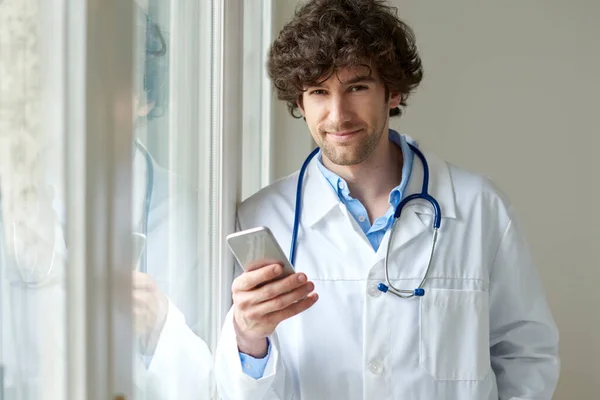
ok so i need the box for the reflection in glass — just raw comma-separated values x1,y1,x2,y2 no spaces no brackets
131,2,213,398
0,1,68,398
0,1,215,398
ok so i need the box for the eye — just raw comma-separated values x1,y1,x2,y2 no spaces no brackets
349,85,368,92
309,89,327,95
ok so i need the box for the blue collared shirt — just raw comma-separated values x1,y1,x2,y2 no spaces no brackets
239,129,415,378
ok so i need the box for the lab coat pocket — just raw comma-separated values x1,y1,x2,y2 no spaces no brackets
419,288,490,381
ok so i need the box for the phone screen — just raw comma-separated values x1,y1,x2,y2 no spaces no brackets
132,232,147,270
226,227,295,277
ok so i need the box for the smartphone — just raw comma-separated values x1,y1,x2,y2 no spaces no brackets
132,232,147,270
226,226,295,281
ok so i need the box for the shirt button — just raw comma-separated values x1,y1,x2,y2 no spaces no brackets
338,181,346,190
368,360,384,375
358,215,366,223
244,363,251,369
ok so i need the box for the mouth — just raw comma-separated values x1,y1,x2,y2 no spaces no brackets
327,129,362,139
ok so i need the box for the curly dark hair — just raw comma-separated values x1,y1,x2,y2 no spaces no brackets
136,8,168,120
267,0,423,118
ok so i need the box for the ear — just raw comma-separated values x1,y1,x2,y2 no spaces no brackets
388,91,402,110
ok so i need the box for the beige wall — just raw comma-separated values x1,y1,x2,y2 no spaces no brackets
271,1,600,398
272,1,315,181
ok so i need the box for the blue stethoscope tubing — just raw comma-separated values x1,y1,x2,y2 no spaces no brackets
289,142,441,299
135,139,154,274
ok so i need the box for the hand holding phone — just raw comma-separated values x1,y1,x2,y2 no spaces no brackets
226,227,319,358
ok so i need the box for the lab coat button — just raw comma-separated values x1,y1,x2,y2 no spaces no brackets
368,360,384,375
368,283,382,298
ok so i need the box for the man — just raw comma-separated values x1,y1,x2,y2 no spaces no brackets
214,0,560,399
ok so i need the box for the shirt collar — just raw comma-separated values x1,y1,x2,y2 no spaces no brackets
301,139,457,230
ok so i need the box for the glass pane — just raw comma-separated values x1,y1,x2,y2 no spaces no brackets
0,0,67,398
131,1,213,398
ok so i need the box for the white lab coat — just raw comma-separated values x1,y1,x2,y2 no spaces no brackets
0,146,214,399
132,146,214,399
214,146,560,400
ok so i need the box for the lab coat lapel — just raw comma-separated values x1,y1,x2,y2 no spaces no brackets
300,157,343,228
374,156,428,265
298,156,374,260
374,150,457,265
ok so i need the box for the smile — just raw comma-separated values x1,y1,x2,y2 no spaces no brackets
327,129,362,141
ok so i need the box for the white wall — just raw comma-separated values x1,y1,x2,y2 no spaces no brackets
270,1,600,398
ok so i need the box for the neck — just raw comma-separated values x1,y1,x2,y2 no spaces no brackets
322,131,403,221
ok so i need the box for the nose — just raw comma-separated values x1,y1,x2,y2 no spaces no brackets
327,94,352,128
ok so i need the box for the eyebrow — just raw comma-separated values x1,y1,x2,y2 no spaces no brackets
341,75,377,85
305,74,376,89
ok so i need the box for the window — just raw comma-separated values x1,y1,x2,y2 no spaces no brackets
0,0,68,398
0,0,244,398
242,0,274,200
130,1,216,397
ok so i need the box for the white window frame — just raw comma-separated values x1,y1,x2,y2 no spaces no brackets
213,0,245,341
241,0,274,200
166,0,244,352
65,0,87,398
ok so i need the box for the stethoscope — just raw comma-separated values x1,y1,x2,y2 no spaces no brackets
134,139,154,274
289,142,441,299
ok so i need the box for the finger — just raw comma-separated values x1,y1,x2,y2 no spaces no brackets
132,271,148,285
132,272,156,290
232,272,309,309
232,264,284,292
264,292,318,326
252,281,315,316
133,306,147,317
132,270,145,280
133,290,149,304
133,281,156,291
254,272,309,303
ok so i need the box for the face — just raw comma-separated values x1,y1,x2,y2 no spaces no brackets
298,66,401,166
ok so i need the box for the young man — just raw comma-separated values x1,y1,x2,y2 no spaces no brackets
215,0,560,399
